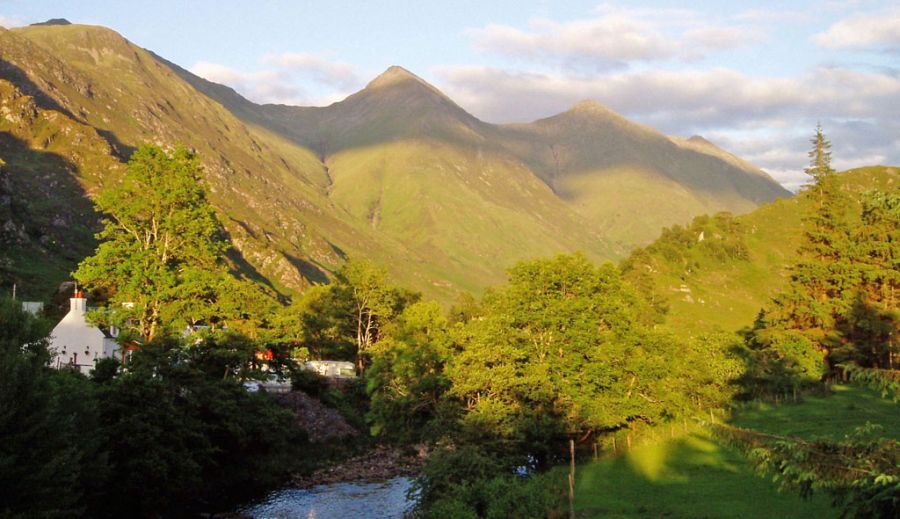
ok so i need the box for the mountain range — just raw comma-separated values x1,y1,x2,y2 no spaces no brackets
0,21,789,302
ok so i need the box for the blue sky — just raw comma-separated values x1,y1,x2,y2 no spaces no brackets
2,1,899,189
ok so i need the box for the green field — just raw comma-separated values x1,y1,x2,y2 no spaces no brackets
570,385,898,518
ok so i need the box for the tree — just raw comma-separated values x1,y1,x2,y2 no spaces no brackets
75,145,229,343
745,128,900,390
840,191,900,368
365,301,454,441
272,284,356,361
333,259,415,372
805,122,835,192
0,297,103,517
446,254,697,462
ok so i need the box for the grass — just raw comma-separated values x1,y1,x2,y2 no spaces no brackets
732,384,900,441
568,385,898,518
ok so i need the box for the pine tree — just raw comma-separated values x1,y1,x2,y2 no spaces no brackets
805,122,835,190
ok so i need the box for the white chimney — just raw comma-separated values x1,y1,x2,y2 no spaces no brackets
71,290,87,313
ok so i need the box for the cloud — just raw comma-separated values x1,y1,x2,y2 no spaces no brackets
814,8,900,52
262,52,360,90
191,61,306,105
732,8,811,24
190,53,363,106
0,14,25,28
434,65,900,188
466,5,766,70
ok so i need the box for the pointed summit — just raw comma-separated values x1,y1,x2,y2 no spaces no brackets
366,65,426,89
566,100,627,121
361,65,455,106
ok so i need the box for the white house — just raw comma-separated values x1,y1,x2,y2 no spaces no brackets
303,360,357,378
49,291,119,375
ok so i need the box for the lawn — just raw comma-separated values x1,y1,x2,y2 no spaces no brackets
570,385,898,518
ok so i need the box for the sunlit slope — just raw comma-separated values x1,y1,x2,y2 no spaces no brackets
494,102,790,249
0,76,121,299
1,25,436,298
2,22,791,303
626,166,899,333
189,65,788,254
150,62,621,297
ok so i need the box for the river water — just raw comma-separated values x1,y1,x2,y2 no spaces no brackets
237,477,417,519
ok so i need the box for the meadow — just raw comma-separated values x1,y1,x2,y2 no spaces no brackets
571,385,898,518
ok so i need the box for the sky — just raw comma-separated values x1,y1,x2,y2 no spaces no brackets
2,1,899,190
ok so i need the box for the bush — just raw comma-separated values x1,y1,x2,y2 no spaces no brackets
291,367,330,397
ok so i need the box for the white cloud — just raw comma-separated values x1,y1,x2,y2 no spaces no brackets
190,53,363,106
262,52,360,90
0,14,25,28
434,65,900,187
732,8,811,24
814,8,900,51
191,61,306,105
467,6,766,70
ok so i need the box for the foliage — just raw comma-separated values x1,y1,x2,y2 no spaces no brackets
291,367,331,397
0,305,306,517
710,422,899,519
75,144,276,343
274,284,357,361
744,128,899,393
366,301,454,442
0,296,99,517
839,364,900,402
447,254,738,452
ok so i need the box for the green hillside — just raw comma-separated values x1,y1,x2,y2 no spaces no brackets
624,166,900,333
1,23,789,303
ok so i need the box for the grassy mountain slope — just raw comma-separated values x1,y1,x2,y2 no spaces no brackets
0,24,400,297
624,166,900,333
0,76,120,299
2,23,790,304
493,102,789,249
185,66,789,255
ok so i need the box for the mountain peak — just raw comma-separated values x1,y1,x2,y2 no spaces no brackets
30,18,72,26
570,99,613,114
366,65,428,90
687,135,713,145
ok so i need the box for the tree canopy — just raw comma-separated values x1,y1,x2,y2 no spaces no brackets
75,145,274,343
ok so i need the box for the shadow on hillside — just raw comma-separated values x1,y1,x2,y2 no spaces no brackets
283,253,330,286
0,131,98,301
95,128,137,161
0,59,137,163
0,59,76,119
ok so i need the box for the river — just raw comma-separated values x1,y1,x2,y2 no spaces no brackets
237,477,417,519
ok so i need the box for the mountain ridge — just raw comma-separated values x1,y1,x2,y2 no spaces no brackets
1,22,790,303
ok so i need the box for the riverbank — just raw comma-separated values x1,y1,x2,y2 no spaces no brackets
289,444,425,488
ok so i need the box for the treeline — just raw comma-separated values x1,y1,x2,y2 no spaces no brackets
743,127,899,394
724,127,900,518
0,296,305,517
4,136,897,518
282,252,743,517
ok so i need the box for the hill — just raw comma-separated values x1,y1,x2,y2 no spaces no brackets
1,23,788,302
181,63,789,256
623,166,900,333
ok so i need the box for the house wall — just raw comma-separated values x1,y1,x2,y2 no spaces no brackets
49,296,118,375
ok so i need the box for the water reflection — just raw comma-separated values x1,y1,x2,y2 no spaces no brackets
239,477,415,519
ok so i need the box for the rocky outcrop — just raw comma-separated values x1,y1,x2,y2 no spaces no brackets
273,391,359,443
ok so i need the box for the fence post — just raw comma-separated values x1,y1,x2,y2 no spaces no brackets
569,438,576,519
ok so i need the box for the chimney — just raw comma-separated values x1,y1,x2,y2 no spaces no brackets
71,290,87,314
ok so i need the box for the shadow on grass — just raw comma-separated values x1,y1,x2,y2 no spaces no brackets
573,432,837,519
